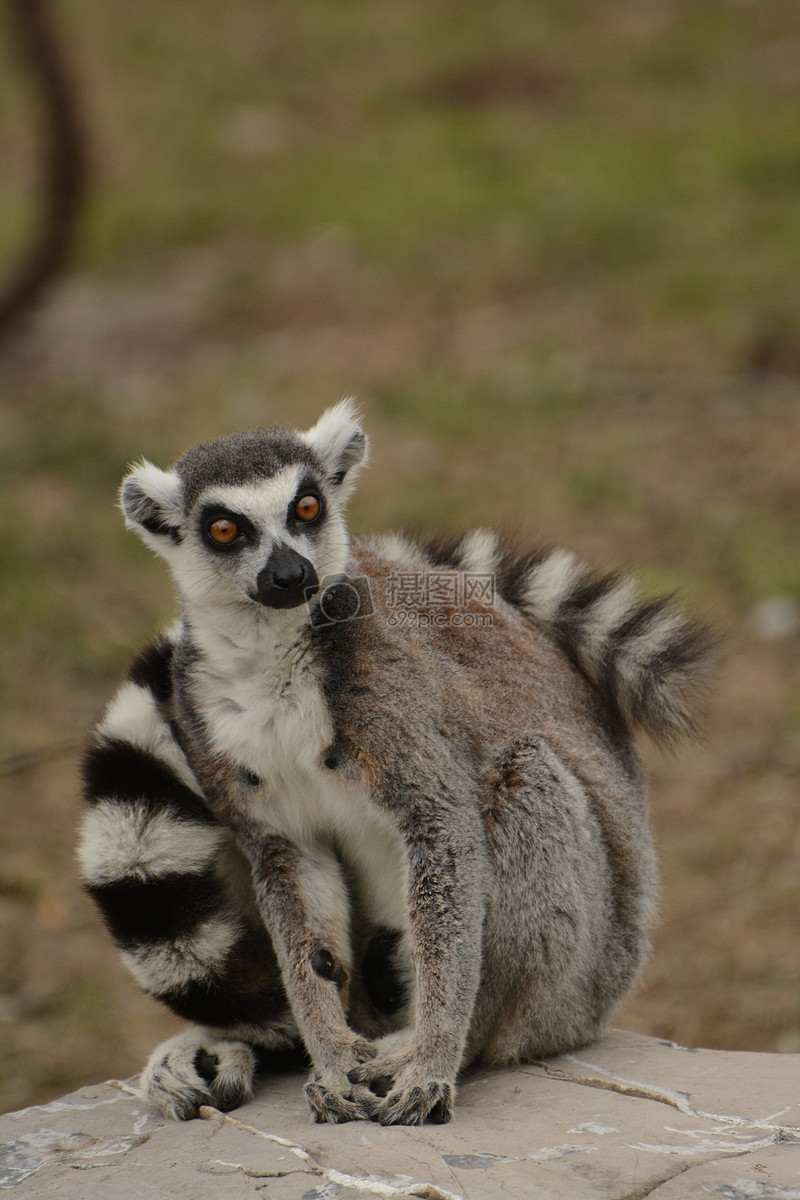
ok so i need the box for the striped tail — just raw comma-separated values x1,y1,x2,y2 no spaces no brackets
78,632,305,1118
78,631,290,1029
420,531,716,743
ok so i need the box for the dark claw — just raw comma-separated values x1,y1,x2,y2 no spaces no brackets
373,1081,454,1126
172,1093,206,1121
212,1076,249,1113
193,1049,219,1085
347,1064,393,1095
304,1081,373,1125
429,1098,453,1124
305,1082,348,1123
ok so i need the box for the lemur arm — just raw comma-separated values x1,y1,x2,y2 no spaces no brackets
78,637,298,1118
216,816,378,1124
349,782,490,1125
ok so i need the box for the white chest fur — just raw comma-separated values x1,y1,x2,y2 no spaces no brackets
189,626,409,931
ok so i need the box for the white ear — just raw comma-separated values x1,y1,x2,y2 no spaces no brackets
119,460,184,550
304,398,369,488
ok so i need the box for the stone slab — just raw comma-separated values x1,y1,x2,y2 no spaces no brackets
1,1031,798,1199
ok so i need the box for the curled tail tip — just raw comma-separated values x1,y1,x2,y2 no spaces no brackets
518,550,718,742
411,530,715,742
611,611,720,744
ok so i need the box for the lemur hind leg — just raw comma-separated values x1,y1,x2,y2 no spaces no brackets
139,1021,304,1121
78,645,302,1120
468,735,654,1066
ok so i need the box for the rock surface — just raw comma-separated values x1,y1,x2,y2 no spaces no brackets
1,1031,798,1199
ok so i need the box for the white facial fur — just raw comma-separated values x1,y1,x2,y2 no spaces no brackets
119,402,368,632
169,464,332,619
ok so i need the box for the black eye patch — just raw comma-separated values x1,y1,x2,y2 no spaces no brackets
198,505,256,550
287,480,326,531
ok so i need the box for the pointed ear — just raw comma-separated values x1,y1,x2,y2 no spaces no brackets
304,399,369,489
119,460,184,548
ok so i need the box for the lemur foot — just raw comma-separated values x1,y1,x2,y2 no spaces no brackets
140,1029,257,1120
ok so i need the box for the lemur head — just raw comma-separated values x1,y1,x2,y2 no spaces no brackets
120,400,368,622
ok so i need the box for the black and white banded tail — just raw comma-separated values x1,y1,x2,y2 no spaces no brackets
77,633,292,1030
421,531,715,743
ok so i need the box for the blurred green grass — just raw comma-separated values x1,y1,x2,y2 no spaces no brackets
3,0,798,343
1,0,799,1113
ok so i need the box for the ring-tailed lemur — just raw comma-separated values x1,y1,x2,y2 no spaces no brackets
78,400,714,1126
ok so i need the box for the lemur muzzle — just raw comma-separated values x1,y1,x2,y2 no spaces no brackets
255,544,319,608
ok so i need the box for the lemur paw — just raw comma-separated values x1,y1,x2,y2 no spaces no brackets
347,1053,455,1125
140,1029,257,1120
303,1037,379,1124
377,1079,454,1126
304,1075,378,1124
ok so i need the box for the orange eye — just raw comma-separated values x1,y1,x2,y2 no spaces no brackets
295,494,321,523
208,518,240,544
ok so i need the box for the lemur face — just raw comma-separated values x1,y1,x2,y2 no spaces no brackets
180,463,327,611
120,400,368,619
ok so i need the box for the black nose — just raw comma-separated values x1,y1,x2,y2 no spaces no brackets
255,545,319,609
